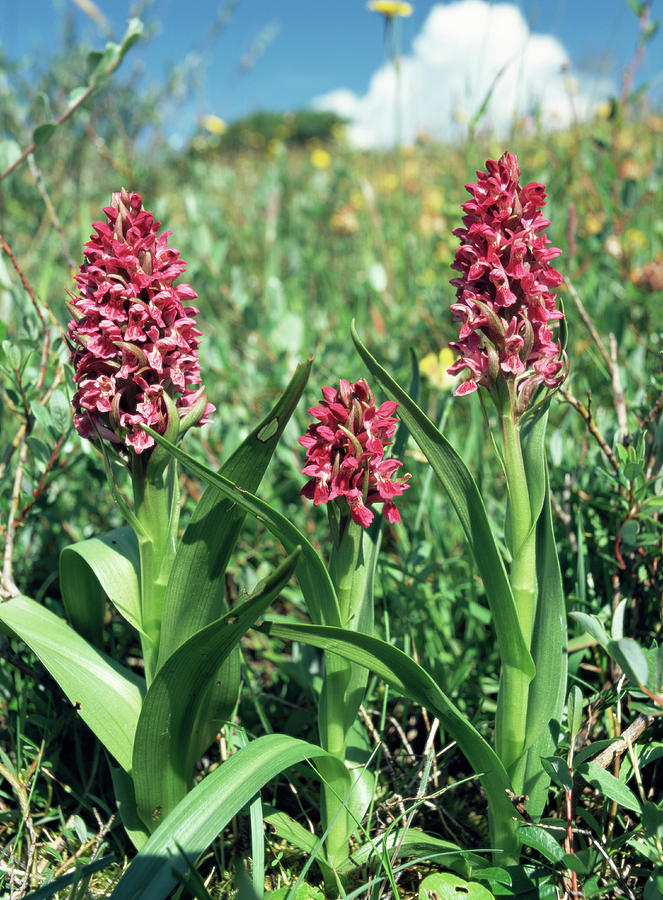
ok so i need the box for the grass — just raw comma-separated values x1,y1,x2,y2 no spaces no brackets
1,32,663,897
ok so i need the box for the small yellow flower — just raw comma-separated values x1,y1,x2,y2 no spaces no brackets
310,147,332,169
368,0,413,16
420,348,457,392
623,228,647,252
422,187,444,213
375,172,399,193
584,213,604,236
200,114,227,136
595,101,612,120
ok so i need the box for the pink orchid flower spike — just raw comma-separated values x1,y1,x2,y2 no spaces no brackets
448,151,567,417
67,189,214,458
299,378,410,528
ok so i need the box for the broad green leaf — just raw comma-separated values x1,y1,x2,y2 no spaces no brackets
642,800,663,838
612,598,628,640
607,637,649,688
33,122,56,146
0,595,144,772
157,361,311,770
514,448,567,816
260,620,520,858
540,756,573,793
142,426,340,630
419,872,495,899
516,824,565,864
263,805,329,864
158,360,312,664
109,761,149,849
576,760,641,812
111,734,330,900
60,526,142,644
350,324,534,681
132,550,300,830
569,611,609,648
350,827,481,876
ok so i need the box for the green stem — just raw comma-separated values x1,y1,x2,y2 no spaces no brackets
319,518,366,871
132,459,179,685
497,413,537,785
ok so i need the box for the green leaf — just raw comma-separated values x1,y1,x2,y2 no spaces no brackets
260,620,520,858
109,760,150,849
540,756,573,793
89,19,143,85
607,637,649,687
642,801,663,838
349,827,480,875
31,401,53,435
0,595,144,772
141,426,341,631
569,611,609,648
158,360,312,664
157,362,311,770
612,598,627,640
0,138,21,171
419,872,495,899
350,323,533,681
263,805,329,864
118,17,144,60
32,122,56,146
514,442,567,817
132,550,300,830
90,43,120,85
111,734,330,900
60,526,142,645
516,824,565,864
49,388,71,433
67,86,89,108
576,760,641,812
567,686,583,740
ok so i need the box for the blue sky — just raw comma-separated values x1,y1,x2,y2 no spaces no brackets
2,0,662,146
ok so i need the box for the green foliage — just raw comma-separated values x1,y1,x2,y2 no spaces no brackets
207,109,346,152
2,8,663,897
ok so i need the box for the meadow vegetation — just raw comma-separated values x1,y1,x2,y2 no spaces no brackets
0,11,662,899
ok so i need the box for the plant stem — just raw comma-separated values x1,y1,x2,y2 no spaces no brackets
319,519,366,870
132,460,178,685
497,412,537,784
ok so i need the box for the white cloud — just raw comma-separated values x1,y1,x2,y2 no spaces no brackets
313,1,614,147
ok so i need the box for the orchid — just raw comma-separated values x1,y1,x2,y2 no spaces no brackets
299,378,410,527
448,151,566,413
67,188,214,457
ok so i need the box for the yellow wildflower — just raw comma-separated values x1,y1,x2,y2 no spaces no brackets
420,348,457,392
367,0,413,17
623,228,647,252
201,114,227,136
310,147,332,169
375,172,399,193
